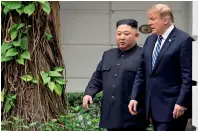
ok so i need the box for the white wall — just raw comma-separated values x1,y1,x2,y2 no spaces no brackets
60,1,190,92
192,1,198,130
60,2,111,92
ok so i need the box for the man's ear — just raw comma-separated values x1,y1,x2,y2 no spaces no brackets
136,32,139,38
135,32,139,41
164,16,169,25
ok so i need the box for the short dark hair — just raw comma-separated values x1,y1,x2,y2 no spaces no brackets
116,19,138,29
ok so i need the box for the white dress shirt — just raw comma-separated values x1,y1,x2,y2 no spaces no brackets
152,24,175,55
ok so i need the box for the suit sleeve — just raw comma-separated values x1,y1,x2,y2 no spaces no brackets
176,36,193,107
84,53,104,98
131,39,147,101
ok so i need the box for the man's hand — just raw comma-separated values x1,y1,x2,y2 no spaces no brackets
173,104,186,119
82,95,93,110
149,118,152,124
128,100,138,115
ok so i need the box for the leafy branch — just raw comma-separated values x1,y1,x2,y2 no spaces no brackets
40,67,66,96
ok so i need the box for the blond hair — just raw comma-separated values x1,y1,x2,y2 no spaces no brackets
148,4,174,23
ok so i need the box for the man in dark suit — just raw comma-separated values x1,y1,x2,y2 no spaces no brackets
82,19,148,131
128,4,193,131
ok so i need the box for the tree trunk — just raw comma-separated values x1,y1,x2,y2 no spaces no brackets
1,1,67,130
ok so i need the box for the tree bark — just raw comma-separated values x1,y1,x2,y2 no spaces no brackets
1,2,67,130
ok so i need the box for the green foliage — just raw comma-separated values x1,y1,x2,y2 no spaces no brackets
40,92,105,131
31,77,39,84
20,75,33,82
21,51,30,60
1,23,31,65
1,1,52,64
38,1,51,15
20,36,28,50
1,1,21,11
20,74,38,84
1,116,39,131
45,32,53,41
24,3,35,16
6,48,18,57
40,67,66,96
1,1,51,15
5,94,16,113
1,92,154,130
17,56,24,65
41,92,154,131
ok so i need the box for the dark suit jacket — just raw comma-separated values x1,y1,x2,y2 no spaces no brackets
85,45,148,129
131,27,193,122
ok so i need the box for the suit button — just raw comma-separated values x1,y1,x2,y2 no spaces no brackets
121,55,124,57
117,64,120,66
113,85,115,87
115,74,117,76
112,96,115,99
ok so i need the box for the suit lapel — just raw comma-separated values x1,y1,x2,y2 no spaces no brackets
151,27,177,74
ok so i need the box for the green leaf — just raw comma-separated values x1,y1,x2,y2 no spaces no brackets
21,75,33,82
5,101,11,113
1,1,22,10
1,41,13,54
16,5,24,15
48,81,55,92
12,40,21,47
1,55,13,62
3,6,10,14
29,121,39,127
38,1,45,4
10,101,15,107
21,125,29,129
17,56,24,65
54,77,66,85
9,24,18,31
24,3,35,16
40,71,48,77
54,67,64,72
21,51,30,60
17,9,23,15
8,24,18,41
17,23,25,30
54,84,62,96
21,36,27,50
39,1,51,14
1,88,5,102
5,48,18,57
40,71,50,84
49,71,62,77
46,34,52,40
31,77,38,84
10,30,18,41
11,94,16,99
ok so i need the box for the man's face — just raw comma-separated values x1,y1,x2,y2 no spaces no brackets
148,11,167,35
116,24,138,51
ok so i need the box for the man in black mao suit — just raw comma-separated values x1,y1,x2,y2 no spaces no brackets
83,19,148,131
128,4,193,131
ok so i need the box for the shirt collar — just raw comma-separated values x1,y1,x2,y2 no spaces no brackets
117,44,137,58
161,24,174,40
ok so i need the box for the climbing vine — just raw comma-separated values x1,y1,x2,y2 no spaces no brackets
1,1,67,130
